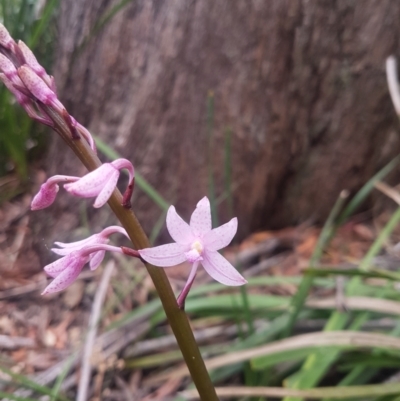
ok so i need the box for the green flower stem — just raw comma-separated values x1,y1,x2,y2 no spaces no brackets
44,107,219,401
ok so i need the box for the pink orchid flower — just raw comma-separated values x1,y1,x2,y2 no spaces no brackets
42,243,123,295
31,175,79,210
139,197,246,307
64,159,135,208
52,226,129,270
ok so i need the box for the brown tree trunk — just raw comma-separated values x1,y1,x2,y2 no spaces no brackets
42,0,400,243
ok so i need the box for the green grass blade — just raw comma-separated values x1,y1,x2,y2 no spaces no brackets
337,154,400,225
283,190,349,337
0,366,71,401
283,207,400,401
50,352,77,401
28,0,59,49
0,391,40,401
74,0,135,55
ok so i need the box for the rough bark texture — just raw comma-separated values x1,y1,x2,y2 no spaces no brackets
43,0,400,242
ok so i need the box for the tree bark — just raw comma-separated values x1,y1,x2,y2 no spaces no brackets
43,0,400,242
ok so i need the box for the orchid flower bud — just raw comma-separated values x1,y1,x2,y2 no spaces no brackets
0,53,18,81
17,40,55,90
18,65,64,113
0,24,14,50
31,175,79,210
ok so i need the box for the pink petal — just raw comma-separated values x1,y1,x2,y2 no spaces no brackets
18,41,47,79
54,234,100,249
166,206,194,245
93,170,119,208
190,197,212,237
89,250,105,270
43,255,71,278
0,24,14,49
64,164,117,198
42,261,84,294
44,252,85,278
203,218,238,251
17,65,60,109
139,243,187,267
52,234,105,256
51,248,73,256
31,183,59,210
202,250,247,286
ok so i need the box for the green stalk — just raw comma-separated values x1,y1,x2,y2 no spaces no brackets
44,107,218,401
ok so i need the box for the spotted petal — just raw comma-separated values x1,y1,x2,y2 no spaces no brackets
31,183,59,210
93,170,119,208
166,205,194,245
190,196,212,237
204,217,237,251
202,250,246,286
139,243,187,267
42,261,84,294
64,164,118,198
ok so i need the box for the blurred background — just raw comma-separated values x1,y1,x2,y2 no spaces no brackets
3,0,400,400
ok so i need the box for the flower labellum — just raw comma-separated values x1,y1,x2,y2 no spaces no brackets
139,197,246,307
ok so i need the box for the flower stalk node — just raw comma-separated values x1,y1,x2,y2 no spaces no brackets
121,246,142,260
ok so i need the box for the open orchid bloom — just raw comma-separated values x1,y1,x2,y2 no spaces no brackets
52,226,129,270
31,175,80,210
42,243,124,294
139,197,246,307
64,159,135,208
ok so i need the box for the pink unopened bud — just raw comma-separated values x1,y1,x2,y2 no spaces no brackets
0,24,14,50
18,65,63,112
31,182,59,210
64,159,135,208
18,40,53,88
0,53,18,81
31,175,79,210
0,73,53,126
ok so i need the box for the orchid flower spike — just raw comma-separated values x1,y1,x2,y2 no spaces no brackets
52,226,129,270
64,159,135,208
42,243,124,294
139,197,247,307
31,175,80,210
